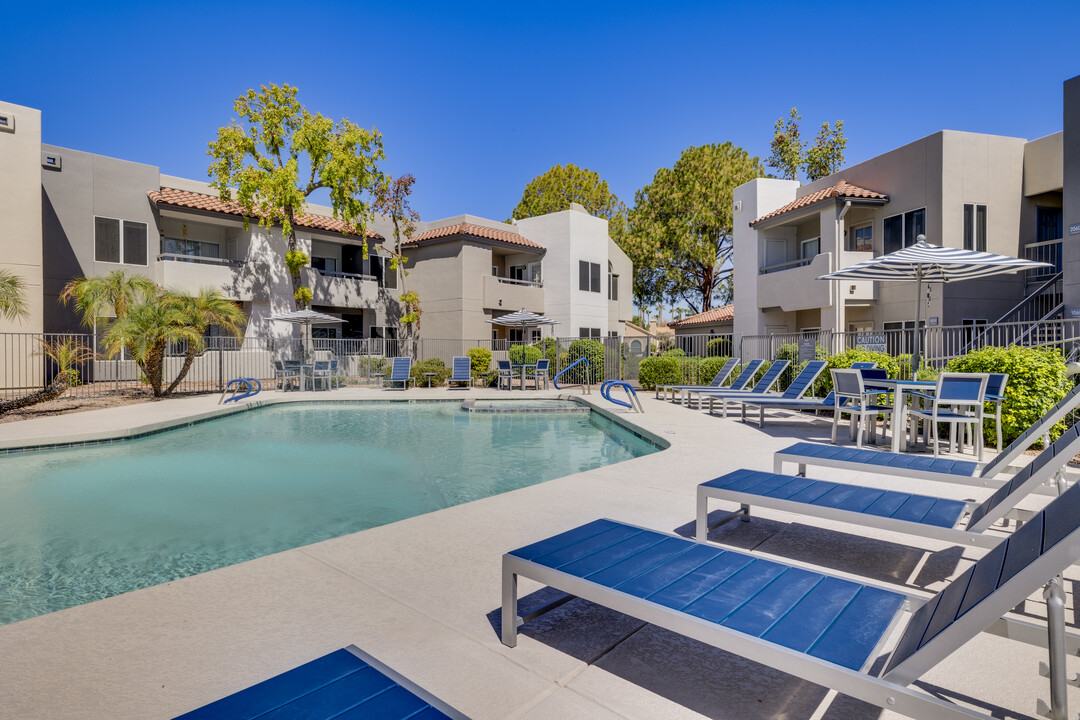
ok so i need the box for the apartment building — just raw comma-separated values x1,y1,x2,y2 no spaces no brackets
732,74,1077,342
0,99,632,345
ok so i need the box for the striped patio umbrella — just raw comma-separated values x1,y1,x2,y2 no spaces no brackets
268,309,344,360
486,309,560,338
818,238,1051,375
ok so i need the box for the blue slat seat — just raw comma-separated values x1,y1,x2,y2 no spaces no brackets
174,647,465,720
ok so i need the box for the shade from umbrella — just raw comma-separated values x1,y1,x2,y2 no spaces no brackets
818,239,1052,376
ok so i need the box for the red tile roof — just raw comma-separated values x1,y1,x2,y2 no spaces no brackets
750,180,888,227
404,222,545,251
149,188,382,239
668,304,734,328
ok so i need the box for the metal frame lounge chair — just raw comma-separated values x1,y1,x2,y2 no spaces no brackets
773,382,1080,491
719,360,829,426
504,481,1080,720
655,357,741,404
678,359,764,408
906,373,990,460
175,644,467,719
696,420,1080,552
446,356,472,390
687,359,790,414
527,358,550,390
383,357,413,391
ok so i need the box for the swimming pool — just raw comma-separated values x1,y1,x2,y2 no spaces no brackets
0,401,659,625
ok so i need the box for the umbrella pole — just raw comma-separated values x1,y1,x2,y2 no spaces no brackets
912,268,922,380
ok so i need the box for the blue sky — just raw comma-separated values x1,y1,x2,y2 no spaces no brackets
5,1,1079,222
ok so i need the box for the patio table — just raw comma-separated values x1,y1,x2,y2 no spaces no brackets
866,378,938,452
423,372,437,388
511,363,537,390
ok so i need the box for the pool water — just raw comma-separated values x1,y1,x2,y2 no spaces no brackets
0,402,658,625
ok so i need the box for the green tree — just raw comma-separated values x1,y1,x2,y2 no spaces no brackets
373,174,422,345
510,164,628,242
767,107,847,182
101,293,199,397
0,268,28,322
162,289,247,395
0,339,95,415
59,270,158,358
626,143,766,313
207,83,385,310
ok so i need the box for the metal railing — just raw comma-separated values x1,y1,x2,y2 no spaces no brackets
317,269,377,281
759,257,813,275
495,276,543,288
157,253,245,267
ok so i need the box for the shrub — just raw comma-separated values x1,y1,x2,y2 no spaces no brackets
706,337,732,357
945,346,1070,446
409,357,450,387
356,356,389,377
509,344,542,365
663,348,686,357
814,349,900,396
566,338,605,384
466,346,491,375
639,356,682,390
535,337,558,364
699,356,732,386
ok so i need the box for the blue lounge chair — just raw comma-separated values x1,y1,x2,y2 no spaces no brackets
688,359,790,411
504,481,1080,720
773,381,1080,489
716,360,829,424
678,359,763,408
655,357,741,404
383,357,413,390
174,645,467,719
446,356,472,390
850,361,878,369
696,420,1080,551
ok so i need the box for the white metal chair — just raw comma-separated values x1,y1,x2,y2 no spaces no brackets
908,372,990,460
309,360,332,391
830,368,892,448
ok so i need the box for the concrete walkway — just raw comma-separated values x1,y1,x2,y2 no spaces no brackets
0,387,1074,719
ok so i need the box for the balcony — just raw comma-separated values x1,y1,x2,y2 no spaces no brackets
483,275,544,311
756,252,836,312
302,267,380,309
156,254,259,302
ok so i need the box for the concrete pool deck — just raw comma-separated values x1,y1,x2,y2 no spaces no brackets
0,387,1076,719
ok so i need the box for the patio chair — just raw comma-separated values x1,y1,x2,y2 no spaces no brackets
383,357,413,391
680,359,763,408
272,360,301,391
830,368,893,448
329,359,340,389
655,357,740,403
527,358,550,390
907,372,990,460
309,360,332,391
505,479,1080,720
697,359,792,416
982,372,1009,452
720,361,829,426
773,381,1080,491
174,645,467,719
850,361,878,369
496,359,514,390
447,356,472,390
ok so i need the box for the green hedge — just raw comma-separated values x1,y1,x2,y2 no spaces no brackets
639,356,682,390
814,349,901,396
409,358,450,387
945,346,1070,446
566,338,606,384
509,344,542,364
706,337,733,357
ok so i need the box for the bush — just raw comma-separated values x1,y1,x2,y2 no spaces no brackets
535,337,558,364
409,358,450,387
509,344,542,364
566,338,605,384
663,348,686,357
699,356,732,385
816,349,900,396
466,346,491,375
639,356,683,390
945,346,1070,446
356,356,389,377
706,337,732,357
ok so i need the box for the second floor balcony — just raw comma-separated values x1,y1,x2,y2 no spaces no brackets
156,253,257,302
301,267,380,309
483,274,544,312
756,252,875,312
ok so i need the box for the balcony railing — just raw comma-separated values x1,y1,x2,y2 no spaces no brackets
759,257,813,275
317,269,377,282
1024,238,1062,283
495,276,543,288
158,253,245,267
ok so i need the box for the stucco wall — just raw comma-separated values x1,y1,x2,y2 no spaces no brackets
0,101,43,335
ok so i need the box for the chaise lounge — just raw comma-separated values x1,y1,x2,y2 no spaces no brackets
655,357,742,404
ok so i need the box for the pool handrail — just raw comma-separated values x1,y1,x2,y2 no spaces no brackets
553,358,591,394
220,377,261,404
600,379,643,413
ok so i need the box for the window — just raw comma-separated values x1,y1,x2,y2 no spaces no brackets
848,224,873,252
579,261,601,292
509,265,526,281
963,204,987,252
369,325,398,339
311,256,338,273
96,217,147,265
883,208,925,254
579,327,601,337
509,328,523,342
369,252,397,289
800,237,820,260
609,273,619,301
492,265,498,276
162,237,220,258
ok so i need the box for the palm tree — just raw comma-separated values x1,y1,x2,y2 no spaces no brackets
0,339,95,415
162,289,247,395
101,297,201,397
0,268,28,323
59,270,157,328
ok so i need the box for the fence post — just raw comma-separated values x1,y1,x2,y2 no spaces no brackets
218,345,224,392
